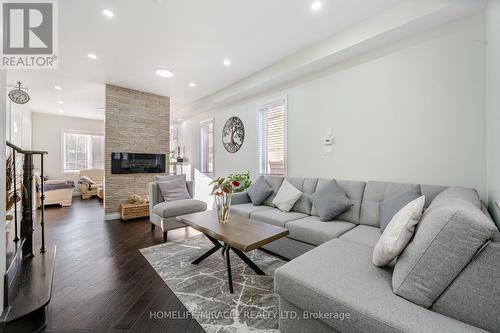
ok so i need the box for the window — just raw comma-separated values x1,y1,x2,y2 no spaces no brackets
63,132,105,172
200,119,214,174
258,97,287,175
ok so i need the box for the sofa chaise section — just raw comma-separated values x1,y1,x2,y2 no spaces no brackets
274,238,487,333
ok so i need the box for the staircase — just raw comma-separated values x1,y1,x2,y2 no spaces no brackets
1,141,56,332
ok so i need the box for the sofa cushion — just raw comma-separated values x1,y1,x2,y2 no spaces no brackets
157,177,191,201
428,186,481,210
275,239,483,333
250,208,307,228
153,199,207,218
372,196,425,267
285,177,319,215
272,179,303,212
392,188,497,308
310,180,353,221
286,216,356,246
379,185,421,232
430,232,500,332
311,179,365,224
247,176,273,205
231,203,273,218
262,176,284,207
359,181,447,227
339,225,381,248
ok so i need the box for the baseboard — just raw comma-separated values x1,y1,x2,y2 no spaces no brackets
104,212,121,221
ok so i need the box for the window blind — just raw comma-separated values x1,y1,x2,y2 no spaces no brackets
258,98,286,175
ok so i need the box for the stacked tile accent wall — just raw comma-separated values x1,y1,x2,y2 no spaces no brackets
105,84,169,216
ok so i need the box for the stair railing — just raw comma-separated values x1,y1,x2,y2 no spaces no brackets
6,141,48,256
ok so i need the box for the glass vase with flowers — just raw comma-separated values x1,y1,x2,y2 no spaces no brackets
210,171,251,223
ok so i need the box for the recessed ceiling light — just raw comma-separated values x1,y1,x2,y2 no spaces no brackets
59,110,64,113
311,1,322,11
189,82,196,87
154,68,174,78
102,9,114,18
54,86,62,90
88,53,97,60
223,59,231,66
58,101,63,105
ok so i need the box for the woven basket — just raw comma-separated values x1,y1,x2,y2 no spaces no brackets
121,203,149,221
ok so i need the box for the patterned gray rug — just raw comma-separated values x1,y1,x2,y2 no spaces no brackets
140,235,286,333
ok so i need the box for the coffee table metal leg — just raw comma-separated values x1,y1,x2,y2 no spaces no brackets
225,244,234,293
191,234,266,293
231,248,266,275
191,244,221,265
191,234,222,265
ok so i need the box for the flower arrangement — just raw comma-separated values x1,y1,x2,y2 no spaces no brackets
210,171,251,223
210,171,251,196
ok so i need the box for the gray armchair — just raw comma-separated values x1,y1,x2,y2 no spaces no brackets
149,180,207,242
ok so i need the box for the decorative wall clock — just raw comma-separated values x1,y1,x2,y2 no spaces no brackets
222,116,245,153
8,81,30,105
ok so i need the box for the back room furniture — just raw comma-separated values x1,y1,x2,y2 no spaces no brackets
79,169,104,199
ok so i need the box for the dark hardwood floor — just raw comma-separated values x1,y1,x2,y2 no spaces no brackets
32,197,205,333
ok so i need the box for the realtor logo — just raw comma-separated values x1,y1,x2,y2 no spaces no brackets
2,0,58,69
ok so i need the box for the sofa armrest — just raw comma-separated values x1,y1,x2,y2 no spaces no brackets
232,191,251,205
186,181,194,198
149,182,164,212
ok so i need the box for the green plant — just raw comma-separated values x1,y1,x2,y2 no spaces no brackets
210,171,252,196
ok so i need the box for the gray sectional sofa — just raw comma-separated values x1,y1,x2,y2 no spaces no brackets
231,176,500,333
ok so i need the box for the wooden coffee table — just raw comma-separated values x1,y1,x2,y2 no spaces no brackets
176,210,289,293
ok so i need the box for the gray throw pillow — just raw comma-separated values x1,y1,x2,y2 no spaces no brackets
310,180,353,222
157,176,191,201
247,177,273,206
379,185,422,232
156,174,186,182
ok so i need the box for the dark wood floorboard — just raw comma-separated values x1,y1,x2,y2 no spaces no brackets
29,197,205,333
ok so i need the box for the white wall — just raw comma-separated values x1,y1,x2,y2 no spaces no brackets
6,102,32,149
179,13,487,199
32,113,105,190
1,70,7,311
487,0,500,225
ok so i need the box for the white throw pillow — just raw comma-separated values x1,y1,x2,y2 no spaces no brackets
272,180,302,212
372,195,425,267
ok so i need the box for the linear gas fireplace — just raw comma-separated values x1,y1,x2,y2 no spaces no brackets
111,152,166,174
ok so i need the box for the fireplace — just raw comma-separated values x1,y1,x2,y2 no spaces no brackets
111,152,166,174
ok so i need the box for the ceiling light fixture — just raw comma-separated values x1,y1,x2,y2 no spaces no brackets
88,53,97,60
54,86,62,90
59,110,64,113
102,9,114,18
154,68,174,78
223,59,231,66
58,101,63,105
311,1,322,11
189,82,196,87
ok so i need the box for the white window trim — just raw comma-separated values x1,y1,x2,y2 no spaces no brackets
61,129,104,174
257,95,288,176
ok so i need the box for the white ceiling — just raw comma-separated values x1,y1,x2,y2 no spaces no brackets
6,0,403,120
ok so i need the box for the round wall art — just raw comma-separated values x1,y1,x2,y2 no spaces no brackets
222,116,245,153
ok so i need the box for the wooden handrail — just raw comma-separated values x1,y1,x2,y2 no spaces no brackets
6,141,47,155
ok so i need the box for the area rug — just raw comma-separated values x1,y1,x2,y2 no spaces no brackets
140,235,287,332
